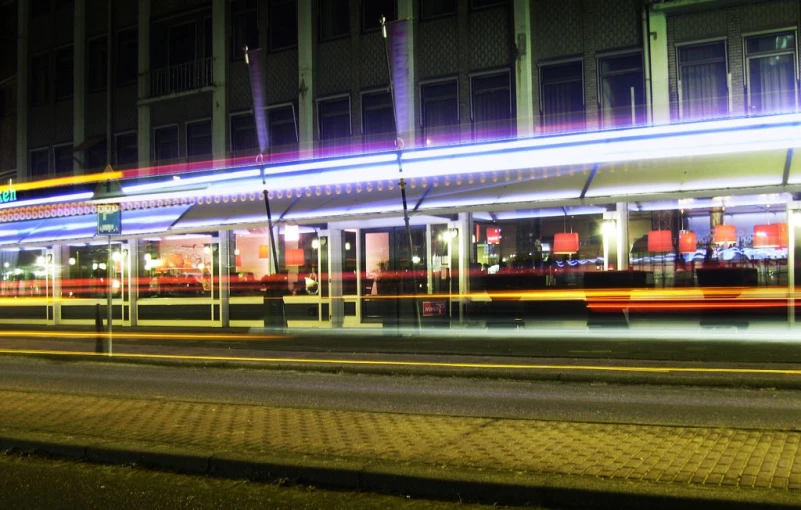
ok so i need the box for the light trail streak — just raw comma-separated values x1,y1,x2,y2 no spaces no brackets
0,349,799,376
0,330,285,341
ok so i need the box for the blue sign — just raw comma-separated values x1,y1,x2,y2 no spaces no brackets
97,204,122,236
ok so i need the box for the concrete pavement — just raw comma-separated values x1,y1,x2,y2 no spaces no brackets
0,383,799,509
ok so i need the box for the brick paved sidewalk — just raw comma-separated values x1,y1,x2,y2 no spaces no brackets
1,388,799,508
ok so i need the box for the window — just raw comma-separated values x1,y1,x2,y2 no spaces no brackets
55,46,73,100
270,0,297,51
29,148,49,179
363,0,395,32
0,83,15,118
268,105,298,147
422,0,456,19
31,0,50,18
471,71,513,140
30,54,50,106
677,41,728,120
746,32,797,115
154,126,179,163
55,0,73,10
421,80,458,143
116,133,138,167
598,53,645,128
86,138,107,171
204,17,213,59
232,0,259,60
540,61,584,133
230,112,258,153
186,120,212,158
53,144,73,176
319,0,350,41
88,37,108,92
318,96,351,146
169,22,196,66
117,29,138,85
362,90,395,150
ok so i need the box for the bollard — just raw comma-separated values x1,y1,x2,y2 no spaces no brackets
95,303,104,353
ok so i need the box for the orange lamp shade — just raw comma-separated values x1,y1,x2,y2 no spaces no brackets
678,231,698,254
285,248,305,266
647,230,673,253
713,224,736,245
553,232,579,254
753,223,788,248
258,244,270,259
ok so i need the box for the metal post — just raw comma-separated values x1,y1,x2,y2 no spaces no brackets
106,236,112,354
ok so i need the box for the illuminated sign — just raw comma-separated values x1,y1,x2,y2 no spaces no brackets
97,203,122,235
486,227,501,245
0,183,17,204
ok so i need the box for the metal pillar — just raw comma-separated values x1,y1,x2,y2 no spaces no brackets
328,226,344,328
137,0,151,166
127,240,138,326
74,0,86,174
456,212,471,325
298,0,314,153
219,230,230,327
212,0,227,167
603,204,629,271
396,0,416,145
647,9,669,125
16,0,29,182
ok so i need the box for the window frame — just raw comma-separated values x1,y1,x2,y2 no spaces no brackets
675,38,730,120
421,0,457,21
269,0,298,52
152,124,181,163
117,27,139,86
318,0,351,42
229,110,258,153
185,118,213,159
114,131,138,168
30,52,50,106
29,147,50,179
743,28,798,115
469,68,513,122
266,102,299,147
52,142,73,176
360,87,394,133
316,93,352,141
538,57,584,132
231,0,259,61
167,20,198,68
596,50,646,129
419,77,460,137
469,0,507,11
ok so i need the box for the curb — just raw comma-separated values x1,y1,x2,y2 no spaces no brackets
5,350,801,390
0,431,798,509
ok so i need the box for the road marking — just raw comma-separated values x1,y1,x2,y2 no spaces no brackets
0,331,285,341
0,349,800,376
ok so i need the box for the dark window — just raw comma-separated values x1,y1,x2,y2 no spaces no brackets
319,0,349,41
232,0,259,60
540,61,584,133
746,32,796,116
362,90,395,150
678,41,728,120
204,17,213,59
187,120,212,158
116,133,138,167
30,54,50,106
88,37,108,92
270,0,297,51
421,80,458,143
29,149,49,179
117,29,138,85
0,84,15,118
169,22,195,66
268,105,298,147
422,0,456,19
472,72,513,140
55,46,73,100
86,138,107,171
154,126,179,162
55,0,73,10
318,96,351,144
363,0,395,32
31,0,50,18
53,144,73,176
598,53,645,128
470,0,506,9
230,113,257,153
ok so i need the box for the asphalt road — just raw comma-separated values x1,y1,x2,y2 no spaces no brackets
0,357,799,430
0,452,536,510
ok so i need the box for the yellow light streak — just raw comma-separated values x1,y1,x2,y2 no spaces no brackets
0,349,800,376
0,331,285,341
11,172,124,192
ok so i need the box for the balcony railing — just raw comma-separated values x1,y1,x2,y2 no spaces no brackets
149,58,213,98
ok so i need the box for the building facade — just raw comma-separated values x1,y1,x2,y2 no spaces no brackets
0,0,799,330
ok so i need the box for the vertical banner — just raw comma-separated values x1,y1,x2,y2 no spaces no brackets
385,19,412,144
245,48,269,155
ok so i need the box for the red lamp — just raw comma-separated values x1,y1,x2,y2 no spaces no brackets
713,224,736,245
753,223,788,248
553,232,579,254
486,227,501,245
678,231,698,254
285,248,305,266
647,230,673,253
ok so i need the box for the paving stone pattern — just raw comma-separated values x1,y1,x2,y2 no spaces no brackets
0,390,799,492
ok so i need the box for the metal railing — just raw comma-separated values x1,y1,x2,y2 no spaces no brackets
149,58,213,98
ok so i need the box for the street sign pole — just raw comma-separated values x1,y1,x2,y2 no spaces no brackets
97,202,121,355
107,234,112,354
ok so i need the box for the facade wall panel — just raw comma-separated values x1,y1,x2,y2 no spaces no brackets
54,99,73,143
29,105,54,148
86,0,108,37
468,5,511,71
113,85,138,133
317,38,352,96
266,49,299,104
359,33,388,90
228,61,252,112
417,17,459,80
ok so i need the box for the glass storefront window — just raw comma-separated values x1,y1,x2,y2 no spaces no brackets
139,234,216,298
62,243,126,299
0,248,48,297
